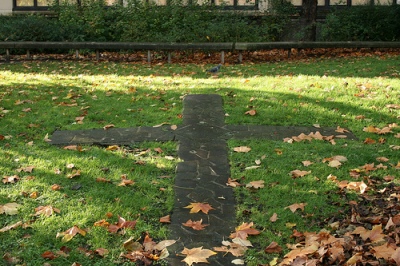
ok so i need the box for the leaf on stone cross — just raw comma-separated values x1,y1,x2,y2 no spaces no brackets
233,146,251,153
34,205,61,217
182,219,209,230
230,222,260,239
159,215,171,223
334,126,349,133
56,225,86,242
181,247,217,266
0,202,21,215
246,180,265,189
245,109,257,116
290,170,311,178
264,241,283,254
184,202,214,214
285,203,307,213
214,241,248,257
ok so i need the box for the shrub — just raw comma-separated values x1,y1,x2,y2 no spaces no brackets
320,5,400,41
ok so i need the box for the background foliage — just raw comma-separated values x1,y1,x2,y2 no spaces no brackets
0,0,399,43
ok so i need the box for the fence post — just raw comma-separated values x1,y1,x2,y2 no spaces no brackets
168,52,171,64
147,50,151,63
96,50,100,61
6,49,10,62
238,52,243,64
27,50,31,60
221,51,225,64
75,50,79,60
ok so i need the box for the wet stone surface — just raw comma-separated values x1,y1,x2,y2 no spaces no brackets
50,94,357,265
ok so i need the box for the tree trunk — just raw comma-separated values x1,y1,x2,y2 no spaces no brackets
302,0,317,41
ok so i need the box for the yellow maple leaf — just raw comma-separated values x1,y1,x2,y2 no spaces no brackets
181,247,216,266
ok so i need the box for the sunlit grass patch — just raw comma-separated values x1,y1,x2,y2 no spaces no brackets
0,55,399,265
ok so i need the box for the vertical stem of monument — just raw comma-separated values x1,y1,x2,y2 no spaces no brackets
167,94,236,265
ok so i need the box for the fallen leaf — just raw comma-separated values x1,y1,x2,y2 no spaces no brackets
56,225,86,242
285,203,307,213
246,180,265,189
302,160,313,166
184,202,214,214
0,202,21,215
182,219,209,230
16,166,35,173
328,160,342,168
181,247,216,266
159,215,171,223
34,205,61,217
269,213,278,222
103,124,115,130
2,175,20,184
245,109,257,116
233,146,251,153
95,248,109,257
290,170,311,178
0,221,23,232
230,222,260,239
227,178,241,187
265,241,282,253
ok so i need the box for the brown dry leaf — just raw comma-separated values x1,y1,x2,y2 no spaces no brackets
371,243,396,260
182,219,209,230
106,145,119,151
226,178,241,187
392,248,400,265
51,184,62,191
364,137,376,144
328,160,342,168
63,145,83,151
56,225,86,242
2,175,20,184
0,221,23,232
290,170,311,178
265,241,282,253
230,222,260,239
67,169,81,179
16,166,35,173
118,177,135,187
159,215,171,223
269,213,278,222
34,205,61,217
233,146,251,153
335,126,349,133
245,109,257,116
285,203,307,213
0,202,21,215
42,251,57,260
103,124,115,130
95,248,109,257
107,216,137,234
214,241,248,257
246,180,265,189
184,202,214,214
363,125,380,133
376,156,389,162
181,247,217,266
302,160,313,167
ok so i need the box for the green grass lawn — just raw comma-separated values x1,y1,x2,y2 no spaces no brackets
0,54,399,265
